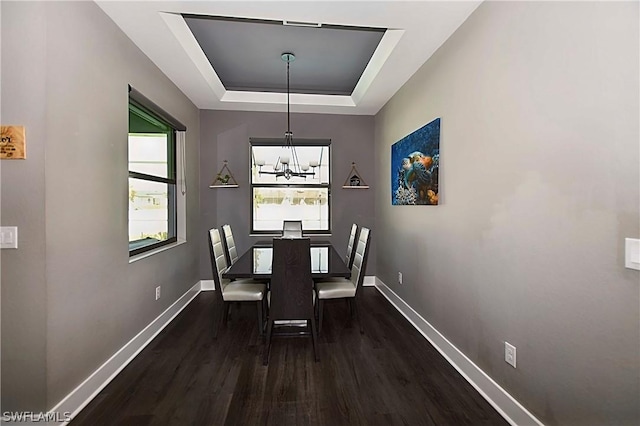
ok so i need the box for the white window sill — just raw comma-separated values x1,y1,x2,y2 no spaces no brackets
129,239,186,263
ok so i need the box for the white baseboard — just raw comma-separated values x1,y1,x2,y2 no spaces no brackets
373,278,543,426
363,275,376,286
49,281,202,425
200,279,215,291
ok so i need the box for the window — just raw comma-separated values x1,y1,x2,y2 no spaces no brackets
128,96,178,256
250,139,331,235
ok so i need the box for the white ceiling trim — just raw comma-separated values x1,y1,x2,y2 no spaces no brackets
162,12,395,112
160,12,226,99
98,1,483,115
221,91,355,107
351,29,404,106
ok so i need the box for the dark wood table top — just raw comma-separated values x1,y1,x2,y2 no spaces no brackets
223,240,350,280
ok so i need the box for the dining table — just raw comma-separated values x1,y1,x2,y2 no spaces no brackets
222,239,351,280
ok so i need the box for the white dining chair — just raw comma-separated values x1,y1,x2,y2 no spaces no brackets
221,224,239,265
208,227,266,337
345,223,359,269
314,227,371,334
282,220,303,238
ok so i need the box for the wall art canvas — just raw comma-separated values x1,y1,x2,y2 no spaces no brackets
391,117,440,205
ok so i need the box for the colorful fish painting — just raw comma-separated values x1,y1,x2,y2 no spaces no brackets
391,118,440,205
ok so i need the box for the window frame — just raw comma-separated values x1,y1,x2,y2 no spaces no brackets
249,138,331,236
128,96,178,256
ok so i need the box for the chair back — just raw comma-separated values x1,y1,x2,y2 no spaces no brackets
349,227,371,294
208,228,229,298
221,224,239,265
345,223,358,268
282,220,303,238
270,238,314,320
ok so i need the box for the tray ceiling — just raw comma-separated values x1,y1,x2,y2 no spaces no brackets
96,1,482,115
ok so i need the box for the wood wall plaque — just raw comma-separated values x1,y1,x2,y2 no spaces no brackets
0,125,26,159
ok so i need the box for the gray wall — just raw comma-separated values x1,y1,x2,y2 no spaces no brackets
374,2,639,425
200,110,375,280
0,1,48,410
1,1,200,410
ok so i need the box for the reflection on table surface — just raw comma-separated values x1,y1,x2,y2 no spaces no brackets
252,246,329,275
222,241,350,280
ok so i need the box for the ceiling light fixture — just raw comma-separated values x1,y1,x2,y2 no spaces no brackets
254,52,320,180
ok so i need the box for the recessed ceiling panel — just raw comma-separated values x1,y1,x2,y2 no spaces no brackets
183,15,385,96
97,1,483,114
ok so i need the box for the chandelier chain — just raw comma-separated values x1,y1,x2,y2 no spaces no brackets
287,56,291,139
253,52,320,180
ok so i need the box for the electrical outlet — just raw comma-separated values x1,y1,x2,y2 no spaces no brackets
0,226,18,249
155,286,161,301
505,342,516,368
398,272,403,284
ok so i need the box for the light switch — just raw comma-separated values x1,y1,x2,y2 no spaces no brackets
625,238,640,271
0,226,18,249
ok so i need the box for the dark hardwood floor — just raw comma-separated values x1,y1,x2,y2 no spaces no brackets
71,288,508,426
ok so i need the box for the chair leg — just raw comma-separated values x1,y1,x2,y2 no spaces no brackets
263,320,274,366
352,297,364,335
314,290,319,320
262,297,268,324
310,318,320,362
318,299,325,335
257,300,264,336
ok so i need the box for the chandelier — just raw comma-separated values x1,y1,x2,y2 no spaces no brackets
254,53,319,180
